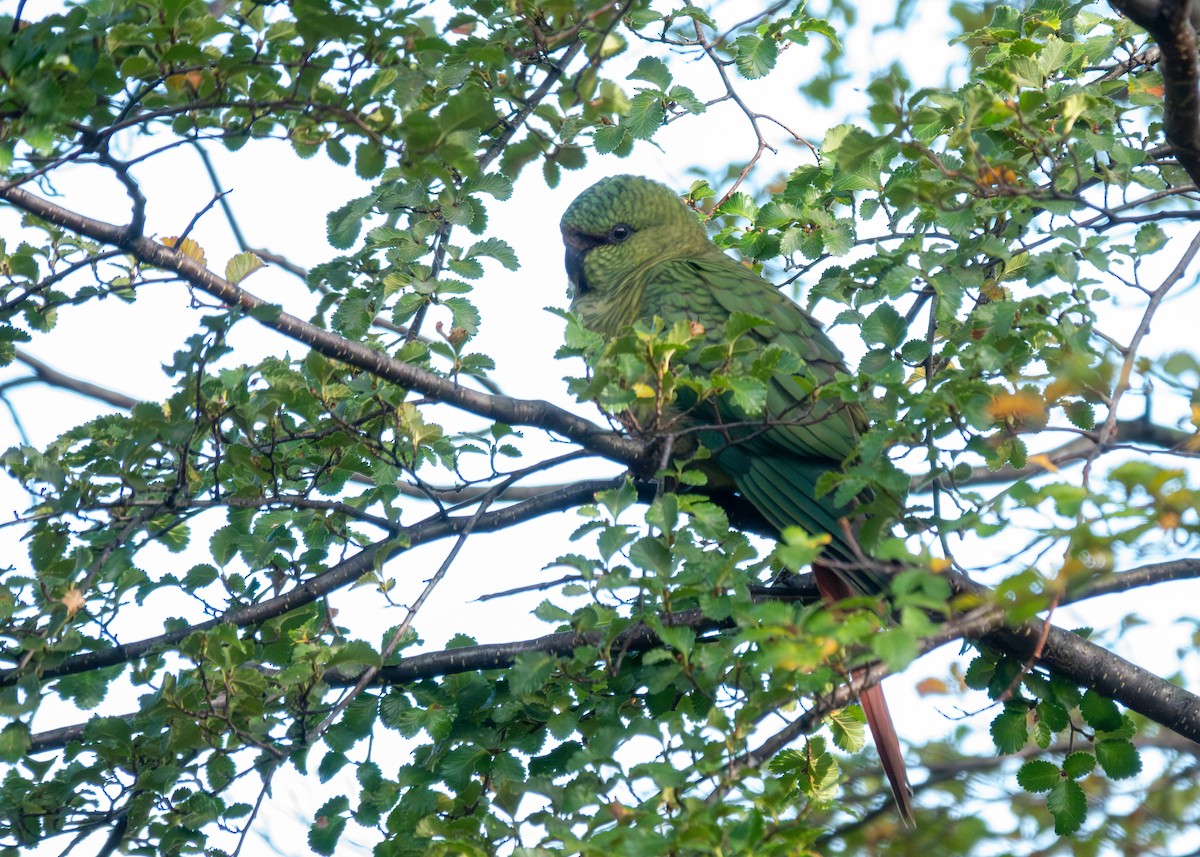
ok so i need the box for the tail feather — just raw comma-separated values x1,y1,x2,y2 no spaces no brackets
814,563,915,826
859,684,915,826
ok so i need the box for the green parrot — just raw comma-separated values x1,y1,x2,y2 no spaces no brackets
561,174,914,824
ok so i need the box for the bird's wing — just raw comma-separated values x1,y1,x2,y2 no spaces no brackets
639,255,914,823
641,256,864,560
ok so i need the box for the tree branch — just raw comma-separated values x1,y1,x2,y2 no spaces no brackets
12,348,139,410
950,569,1200,745
1109,0,1200,185
1,478,624,689
0,182,651,469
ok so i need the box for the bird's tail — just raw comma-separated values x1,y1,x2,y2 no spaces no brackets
859,682,915,826
813,563,915,826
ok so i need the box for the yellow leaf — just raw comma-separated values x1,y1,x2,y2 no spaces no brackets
984,390,1046,425
225,251,265,285
166,70,204,91
162,236,207,266
915,677,949,696
632,383,656,399
61,587,86,618
1027,453,1059,473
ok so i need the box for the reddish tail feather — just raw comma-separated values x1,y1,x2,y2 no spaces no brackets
813,563,915,826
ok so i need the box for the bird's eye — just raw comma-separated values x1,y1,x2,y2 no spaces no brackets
609,223,633,243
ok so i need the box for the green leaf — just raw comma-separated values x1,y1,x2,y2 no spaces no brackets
861,303,906,349
827,707,866,752
989,705,1029,754
1095,739,1141,779
1016,759,1059,793
0,722,30,762
461,172,513,200
626,91,665,140
1061,751,1096,779
656,624,696,656
630,536,673,575
510,651,557,696
210,526,239,567
466,237,519,270
225,251,265,285
327,196,373,249
308,796,349,855
1134,223,1167,255
1047,777,1087,835
725,311,770,340
533,599,572,623
355,142,386,179
593,124,629,155
734,35,778,79
206,753,236,791
628,56,672,90
1079,690,1122,732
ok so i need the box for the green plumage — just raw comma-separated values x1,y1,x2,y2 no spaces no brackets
560,175,915,823
561,175,875,578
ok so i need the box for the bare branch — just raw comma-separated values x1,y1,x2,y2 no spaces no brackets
12,348,139,410
1091,227,1200,469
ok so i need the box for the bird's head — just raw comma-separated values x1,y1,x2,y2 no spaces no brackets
560,175,710,326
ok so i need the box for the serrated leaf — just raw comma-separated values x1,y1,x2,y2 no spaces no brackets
225,251,265,285
461,172,513,200
861,303,906,349
206,753,236,791
308,796,349,855
466,237,519,270
1095,739,1141,779
656,624,695,656
162,236,207,266
442,296,479,335
1016,759,1060,792
533,599,572,623
725,311,770,340
355,142,385,178
1134,223,1167,255
828,707,866,752
1080,690,1123,732
735,34,778,79
630,536,673,575
626,91,665,140
593,124,629,155
628,56,672,90
510,652,557,696
1047,777,1087,835
0,722,30,762
989,706,1029,754
1061,751,1096,778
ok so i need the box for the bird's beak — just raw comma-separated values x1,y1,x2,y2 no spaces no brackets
564,244,588,296
562,226,600,297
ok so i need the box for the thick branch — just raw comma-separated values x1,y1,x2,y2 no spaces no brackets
950,570,1200,745
1,478,623,688
1110,0,1200,185
26,557,1200,755
0,182,650,469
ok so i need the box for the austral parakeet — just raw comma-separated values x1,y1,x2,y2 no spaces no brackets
561,174,914,824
